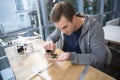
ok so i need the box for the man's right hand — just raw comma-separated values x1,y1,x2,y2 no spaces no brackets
44,41,56,50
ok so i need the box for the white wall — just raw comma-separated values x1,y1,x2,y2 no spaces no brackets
0,0,20,33
0,0,31,34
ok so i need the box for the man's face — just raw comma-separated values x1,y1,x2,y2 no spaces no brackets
54,15,76,35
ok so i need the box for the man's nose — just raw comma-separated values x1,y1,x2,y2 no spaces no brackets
61,30,66,34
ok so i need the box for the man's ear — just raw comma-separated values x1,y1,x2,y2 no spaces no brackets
72,15,76,23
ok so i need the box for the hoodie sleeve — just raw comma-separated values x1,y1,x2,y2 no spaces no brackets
69,20,107,68
46,28,61,43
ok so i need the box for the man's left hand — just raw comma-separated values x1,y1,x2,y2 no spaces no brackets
45,52,70,62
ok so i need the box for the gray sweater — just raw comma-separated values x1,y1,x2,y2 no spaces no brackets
47,16,111,69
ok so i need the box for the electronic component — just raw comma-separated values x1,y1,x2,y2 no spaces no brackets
46,50,57,58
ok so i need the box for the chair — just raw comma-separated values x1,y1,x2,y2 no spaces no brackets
106,18,120,26
105,46,112,67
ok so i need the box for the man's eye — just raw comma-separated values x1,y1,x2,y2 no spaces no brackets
63,26,67,29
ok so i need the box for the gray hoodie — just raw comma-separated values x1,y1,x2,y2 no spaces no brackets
46,16,111,69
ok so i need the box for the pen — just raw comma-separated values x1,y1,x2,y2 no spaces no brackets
26,63,52,80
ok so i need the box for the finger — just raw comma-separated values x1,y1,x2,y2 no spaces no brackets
47,57,58,61
49,41,55,50
44,41,51,50
47,42,51,50
56,54,63,61
57,53,69,61
48,41,52,50
44,42,49,50
45,53,50,58
52,44,56,50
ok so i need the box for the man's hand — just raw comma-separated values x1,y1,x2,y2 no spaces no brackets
44,41,56,50
57,53,70,61
45,52,70,62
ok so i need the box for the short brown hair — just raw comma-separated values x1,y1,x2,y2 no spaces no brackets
50,1,75,22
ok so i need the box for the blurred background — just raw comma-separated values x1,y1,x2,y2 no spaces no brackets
0,0,120,80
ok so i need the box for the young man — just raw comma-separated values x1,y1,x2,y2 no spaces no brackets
44,2,111,69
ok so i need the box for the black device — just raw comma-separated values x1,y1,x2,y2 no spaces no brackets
17,46,24,53
46,50,57,58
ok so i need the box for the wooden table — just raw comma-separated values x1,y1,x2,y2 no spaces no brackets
5,38,116,80
103,25,120,44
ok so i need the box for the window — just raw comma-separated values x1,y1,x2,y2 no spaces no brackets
104,0,115,12
15,0,24,10
60,0,78,12
84,0,100,14
27,0,37,10
19,14,25,23
46,0,57,23
103,0,115,25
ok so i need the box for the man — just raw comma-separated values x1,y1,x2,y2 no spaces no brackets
44,1,111,69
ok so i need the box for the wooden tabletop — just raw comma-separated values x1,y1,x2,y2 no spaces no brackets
103,25,120,44
5,38,116,80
